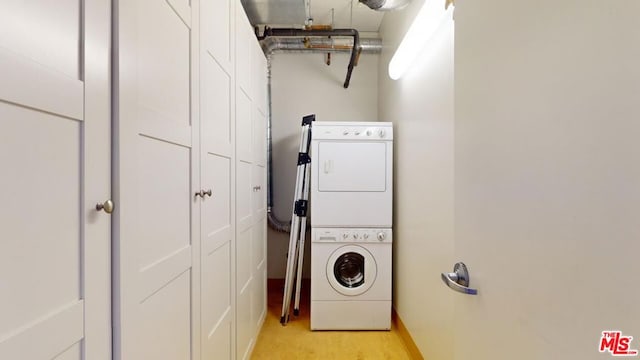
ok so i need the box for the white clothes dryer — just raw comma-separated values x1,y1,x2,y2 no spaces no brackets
310,228,392,330
311,122,393,228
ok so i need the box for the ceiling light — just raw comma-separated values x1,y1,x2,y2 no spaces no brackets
388,0,454,80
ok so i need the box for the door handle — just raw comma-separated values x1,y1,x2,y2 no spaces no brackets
441,262,478,295
324,160,332,174
195,189,212,198
96,199,114,214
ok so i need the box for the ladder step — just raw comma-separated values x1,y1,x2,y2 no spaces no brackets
297,152,311,165
294,199,308,217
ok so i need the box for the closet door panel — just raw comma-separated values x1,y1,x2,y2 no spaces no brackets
137,137,191,267
114,0,195,358
201,0,232,70
252,218,266,271
236,285,253,360
252,259,267,331
136,272,191,360
201,241,232,360
252,164,266,221
137,0,190,129
202,55,232,156
252,107,267,167
236,90,253,162
235,10,252,97
237,161,253,231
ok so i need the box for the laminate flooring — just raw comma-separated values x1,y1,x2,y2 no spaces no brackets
251,280,414,360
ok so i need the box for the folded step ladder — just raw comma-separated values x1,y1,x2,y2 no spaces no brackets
280,114,315,325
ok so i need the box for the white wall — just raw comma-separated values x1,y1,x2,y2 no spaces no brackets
377,0,455,359
268,52,380,278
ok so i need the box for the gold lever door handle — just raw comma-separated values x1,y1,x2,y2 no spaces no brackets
96,199,114,214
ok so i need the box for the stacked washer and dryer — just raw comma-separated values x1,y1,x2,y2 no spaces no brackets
310,122,393,330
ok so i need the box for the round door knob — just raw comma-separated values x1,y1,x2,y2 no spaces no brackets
96,199,114,214
377,232,386,241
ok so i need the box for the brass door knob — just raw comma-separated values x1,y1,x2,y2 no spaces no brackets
96,199,114,214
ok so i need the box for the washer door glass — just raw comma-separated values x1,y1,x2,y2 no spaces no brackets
326,245,377,296
334,252,365,288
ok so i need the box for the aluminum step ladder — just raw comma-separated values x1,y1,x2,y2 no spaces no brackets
280,114,315,325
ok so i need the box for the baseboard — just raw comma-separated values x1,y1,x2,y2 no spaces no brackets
392,308,424,360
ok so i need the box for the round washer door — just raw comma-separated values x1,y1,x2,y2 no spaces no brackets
326,244,377,296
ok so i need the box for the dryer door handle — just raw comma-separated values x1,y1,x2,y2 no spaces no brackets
324,160,333,174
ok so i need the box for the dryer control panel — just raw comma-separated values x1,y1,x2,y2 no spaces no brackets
312,122,393,141
313,228,392,244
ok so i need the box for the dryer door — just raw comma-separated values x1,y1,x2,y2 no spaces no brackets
317,141,387,192
312,140,393,227
326,245,377,296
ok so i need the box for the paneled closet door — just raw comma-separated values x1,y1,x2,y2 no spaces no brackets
200,0,235,358
235,7,259,360
235,88,255,359
251,104,267,336
0,0,111,359
251,42,268,338
113,0,199,359
235,10,269,357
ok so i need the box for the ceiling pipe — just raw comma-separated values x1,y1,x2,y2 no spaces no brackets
261,28,360,89
261,35,381,233
359,0,411,11
261,37,382,55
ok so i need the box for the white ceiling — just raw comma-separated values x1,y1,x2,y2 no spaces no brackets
241,0,385,33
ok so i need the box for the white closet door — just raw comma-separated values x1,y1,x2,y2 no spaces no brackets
0,0,111,359
200,0,235,357
114,0,198,359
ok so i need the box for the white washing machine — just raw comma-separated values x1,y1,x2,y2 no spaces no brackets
311,122,393,228
310,228,392,330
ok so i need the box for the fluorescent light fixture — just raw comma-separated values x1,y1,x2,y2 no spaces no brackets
388,0,454,80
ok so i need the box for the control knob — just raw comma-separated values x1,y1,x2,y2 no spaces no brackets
353,233,359,240
378,129,386,138
377,232,386,241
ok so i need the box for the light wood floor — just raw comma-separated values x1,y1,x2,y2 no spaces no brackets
251,280,414,360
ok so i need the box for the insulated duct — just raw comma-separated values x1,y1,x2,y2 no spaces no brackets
262,35,381,232
262,28,361,89
359,0,411,11
262,37,382,55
